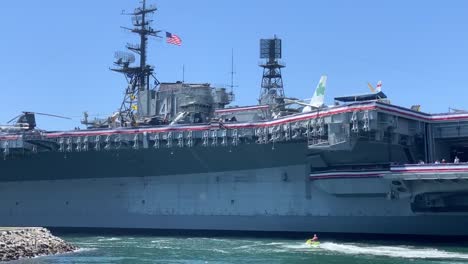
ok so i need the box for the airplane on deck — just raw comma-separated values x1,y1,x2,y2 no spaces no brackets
334,80,387,103
284,75,328,113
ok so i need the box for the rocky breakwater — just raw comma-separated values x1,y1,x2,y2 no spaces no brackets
0,227,77,262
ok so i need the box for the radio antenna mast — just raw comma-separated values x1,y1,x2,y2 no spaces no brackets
182,64,185,83
228,48,237,102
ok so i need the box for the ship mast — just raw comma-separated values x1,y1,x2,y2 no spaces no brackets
112,0,160,125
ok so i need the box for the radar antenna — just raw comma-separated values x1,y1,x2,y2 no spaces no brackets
259,36,285,106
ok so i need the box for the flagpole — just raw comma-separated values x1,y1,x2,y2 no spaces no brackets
182,64,185,83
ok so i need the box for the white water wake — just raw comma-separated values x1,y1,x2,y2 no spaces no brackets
97,237,121,242
320,242,468,260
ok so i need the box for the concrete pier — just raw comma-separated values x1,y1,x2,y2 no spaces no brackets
0,227,76,262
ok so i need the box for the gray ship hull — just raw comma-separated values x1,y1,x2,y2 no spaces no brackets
1,162,467,236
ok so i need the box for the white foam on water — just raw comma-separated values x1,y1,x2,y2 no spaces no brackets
74,247,98,253
75,242,103,248
119,241,138,244
263,242,286,246
155,246,182,250
229,241,285,254
228,241,318,254
282,243,315,251
150,239,171,243
232,244,254,250
199,238,233,243
97,237,121,242
209,248,229,254
320,242,468,260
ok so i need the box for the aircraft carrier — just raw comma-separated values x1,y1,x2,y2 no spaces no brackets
2,0,468,236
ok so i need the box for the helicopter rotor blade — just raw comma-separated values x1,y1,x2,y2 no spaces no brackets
7,114,22,124
29,112,72,120
7,111,72,125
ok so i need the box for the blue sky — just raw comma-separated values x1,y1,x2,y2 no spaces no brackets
1,0,468,130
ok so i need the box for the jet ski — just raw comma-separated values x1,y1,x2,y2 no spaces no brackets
305,239,320,247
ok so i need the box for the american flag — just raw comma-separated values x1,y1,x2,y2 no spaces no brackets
166,32,182,46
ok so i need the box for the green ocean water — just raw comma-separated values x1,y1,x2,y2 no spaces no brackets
11,234,468,264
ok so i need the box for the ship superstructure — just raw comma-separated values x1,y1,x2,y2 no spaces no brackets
1,1,468,236
81,0,233,128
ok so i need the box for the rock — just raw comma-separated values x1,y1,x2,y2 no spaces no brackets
0,228,77,262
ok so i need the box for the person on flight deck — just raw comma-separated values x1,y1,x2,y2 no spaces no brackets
311,234,319,242
454,156,460,164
